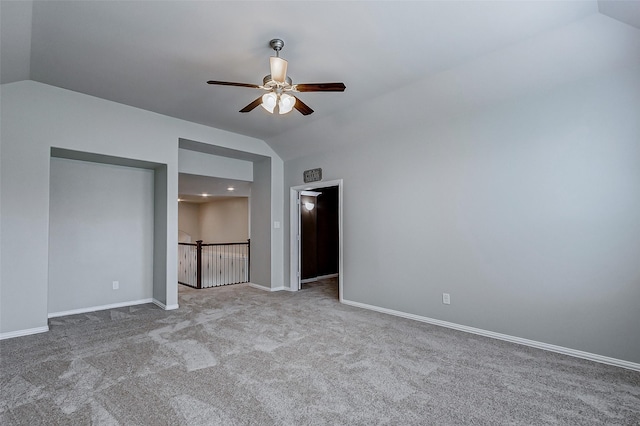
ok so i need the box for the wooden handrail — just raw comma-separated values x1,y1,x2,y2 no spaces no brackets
179,241,249,246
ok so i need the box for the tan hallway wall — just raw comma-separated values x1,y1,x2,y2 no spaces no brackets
178,198,249,243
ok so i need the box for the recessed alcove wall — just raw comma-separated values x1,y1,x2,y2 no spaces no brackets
48,149,168,314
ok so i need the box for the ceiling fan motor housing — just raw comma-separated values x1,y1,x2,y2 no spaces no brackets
263,75,293,89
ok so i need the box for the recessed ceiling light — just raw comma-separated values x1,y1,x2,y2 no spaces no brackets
202,193,209,197
227,187,235,191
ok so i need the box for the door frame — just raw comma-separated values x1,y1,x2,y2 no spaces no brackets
289,179,343,302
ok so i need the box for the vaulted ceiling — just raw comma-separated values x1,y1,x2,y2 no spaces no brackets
2,1,639,161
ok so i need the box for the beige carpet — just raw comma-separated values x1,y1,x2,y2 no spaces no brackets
1,278,639,425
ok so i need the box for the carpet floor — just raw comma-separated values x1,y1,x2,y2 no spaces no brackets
1,278,639,425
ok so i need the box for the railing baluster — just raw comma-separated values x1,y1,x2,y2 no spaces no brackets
179,240,250,289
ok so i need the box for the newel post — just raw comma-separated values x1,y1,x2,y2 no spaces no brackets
247,238,251,282
196,240,203,289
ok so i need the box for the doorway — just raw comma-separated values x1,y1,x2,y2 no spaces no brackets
289,179,343,301
300,186,338,283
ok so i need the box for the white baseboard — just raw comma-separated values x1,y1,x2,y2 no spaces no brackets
0,326,50,340
318,273,339,280
48,299,154,318
342,299,640,372
153,299,179,310
301,273,339,284
248,283,286,292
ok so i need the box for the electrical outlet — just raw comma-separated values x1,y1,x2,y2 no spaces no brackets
442,293,450,305
112,281,119,290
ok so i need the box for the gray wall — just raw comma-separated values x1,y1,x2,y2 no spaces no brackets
178,148,253,181
48,157,154,313
250,158,272,287
0,81,283,336
153,165,169,305
283,65,640,364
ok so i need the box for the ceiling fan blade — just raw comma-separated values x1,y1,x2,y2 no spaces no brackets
294,97,314,116
207,80,261,89
239,96,264,113
294,82,346,92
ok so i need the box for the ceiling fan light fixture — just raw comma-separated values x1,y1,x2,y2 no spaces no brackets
278,93,295,114
261,92,277,113
270,56,288,83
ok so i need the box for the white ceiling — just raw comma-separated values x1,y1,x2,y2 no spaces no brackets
2,1,639,161
178,173,251,203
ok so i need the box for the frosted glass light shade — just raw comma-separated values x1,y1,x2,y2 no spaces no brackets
278,93,295,114
304,202,315,211
261,92,277,113
270,56,288,83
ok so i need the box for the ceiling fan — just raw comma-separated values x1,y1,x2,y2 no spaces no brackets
207,39,346,116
